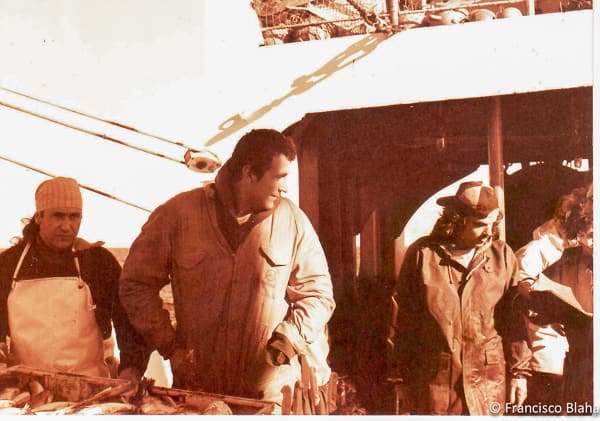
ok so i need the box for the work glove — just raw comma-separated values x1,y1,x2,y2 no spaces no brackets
265,333,295,367
509,377,527,408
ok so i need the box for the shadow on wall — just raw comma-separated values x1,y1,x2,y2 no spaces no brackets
204,33,388,147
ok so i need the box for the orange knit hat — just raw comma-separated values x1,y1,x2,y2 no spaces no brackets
35,177,82,212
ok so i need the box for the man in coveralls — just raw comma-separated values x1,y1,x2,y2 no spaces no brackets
119,129,335,413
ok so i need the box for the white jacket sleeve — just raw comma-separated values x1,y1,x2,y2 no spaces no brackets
516,219,571,281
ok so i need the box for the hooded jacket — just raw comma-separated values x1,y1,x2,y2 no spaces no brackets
390,236,530,415
119,166,335,403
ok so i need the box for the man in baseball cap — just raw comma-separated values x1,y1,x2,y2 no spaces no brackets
435,181,501,250
388,181,530,415
0,176,149,386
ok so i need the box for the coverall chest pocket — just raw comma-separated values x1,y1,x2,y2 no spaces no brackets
259,244,291,299
174,251,208,289
176,251,207,269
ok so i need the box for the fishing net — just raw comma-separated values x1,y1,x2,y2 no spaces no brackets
252,0,388,44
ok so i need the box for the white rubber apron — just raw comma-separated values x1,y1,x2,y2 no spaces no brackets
7,242,109,377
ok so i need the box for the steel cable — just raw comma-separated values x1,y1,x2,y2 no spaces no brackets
0,100,185,165
0,154,151,213
0,86,220,160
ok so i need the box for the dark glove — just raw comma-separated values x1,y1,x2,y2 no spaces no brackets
265,333,295,367
117,367,142,402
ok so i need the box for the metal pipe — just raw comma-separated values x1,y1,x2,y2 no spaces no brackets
387,0,399,27
526,0,535,15
487,96,506,241
0,100,185,165
0,154,151,212
0,86,217,158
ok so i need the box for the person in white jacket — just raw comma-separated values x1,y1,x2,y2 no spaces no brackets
515,183,592,408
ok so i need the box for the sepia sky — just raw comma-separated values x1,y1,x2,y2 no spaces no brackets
0,0,266,247
0,1,594,248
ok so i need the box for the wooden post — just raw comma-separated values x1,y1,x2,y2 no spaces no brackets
387,0,399,27
488,96,506,241
298,141,320,232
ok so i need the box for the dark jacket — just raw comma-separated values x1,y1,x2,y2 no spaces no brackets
0,238,150,375
390,237,531,415
544,248,593,409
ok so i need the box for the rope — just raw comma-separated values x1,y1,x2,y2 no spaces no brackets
0,154,151,213
0,100,185,165
0,86,218,159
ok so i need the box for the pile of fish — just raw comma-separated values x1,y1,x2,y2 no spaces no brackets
0,380,137,415
0,379,233,415
137,394,233,415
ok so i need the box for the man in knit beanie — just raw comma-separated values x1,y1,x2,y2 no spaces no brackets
0,176,150,387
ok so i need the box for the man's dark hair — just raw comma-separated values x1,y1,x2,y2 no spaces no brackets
429,207,501,244
228,129,296,181
11,215,41,246
555,184,593,239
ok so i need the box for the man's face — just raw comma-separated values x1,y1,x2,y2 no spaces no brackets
35,207,82,250
246,154,290,212
455,216,494,250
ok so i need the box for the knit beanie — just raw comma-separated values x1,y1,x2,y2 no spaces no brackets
35,177,82,212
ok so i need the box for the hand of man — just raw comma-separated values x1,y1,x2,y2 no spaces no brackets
517,278,536,299
105,356,119,378
509,377,527,407
266,347,288,367
117,367,142,401
265,333,294,367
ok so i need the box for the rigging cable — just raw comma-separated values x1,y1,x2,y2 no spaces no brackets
0,99,185,165
0,154,151,213
0,86,220,161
